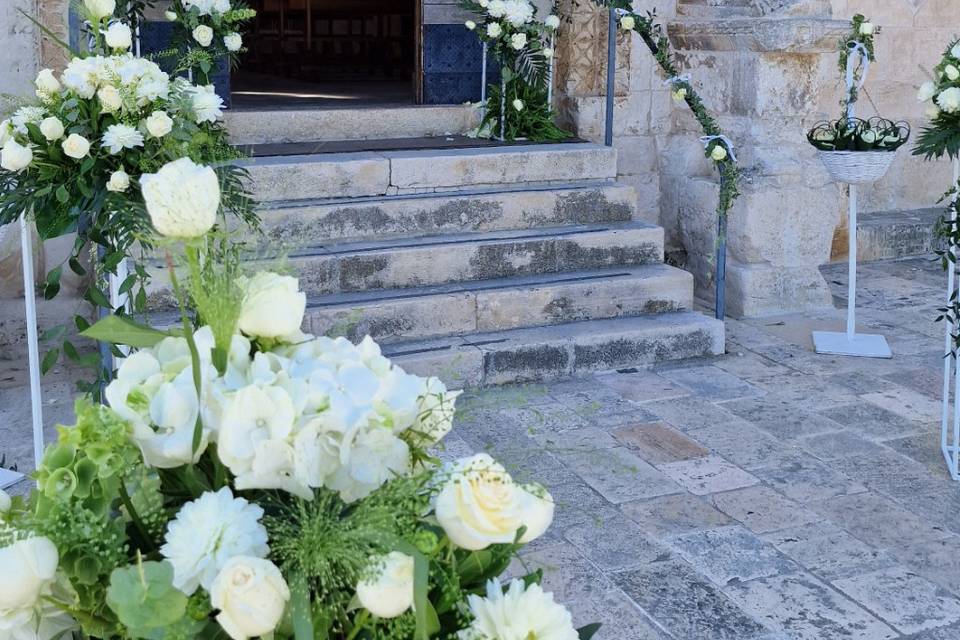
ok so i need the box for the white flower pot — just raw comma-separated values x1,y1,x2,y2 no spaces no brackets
817,150,897,185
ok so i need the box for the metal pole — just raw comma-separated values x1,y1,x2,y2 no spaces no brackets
547,33,555,108
481,42,488,120
604,8,616,147
500,75,506,141
20,214,44,469
846,184,858,339
943,158,960,480
715,176,727,321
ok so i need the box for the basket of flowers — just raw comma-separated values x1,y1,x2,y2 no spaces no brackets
808,117,910,184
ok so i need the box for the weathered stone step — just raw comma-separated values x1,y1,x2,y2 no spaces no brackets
226,105,481,145
287,222,664,295
240,143,618,202
255,183,637,245
382,312,725,387
837,207,941,262
304,264,693,344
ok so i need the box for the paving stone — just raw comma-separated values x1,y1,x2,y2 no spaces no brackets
881,366,944,401
904,492,960,536
818,401,924,440
721,396,844,440
562,446,682,503
688,420,802,470
613,559,771,640
483,403,592,437
883,433,956,479
658,455,759,496
822,370,903,395
658,365,762,401
809,492,952,549
596,370,690,403
548,480,621,531
831,450,954,500
901,622,960,639
611,422,710,465
862,386,942,425
510,541,614,603
711,485,821,534
492,447,581,488
797,429,887,462
568,586,673,640
644,396,743,432
753,372,863,410
888,536,960,598
619,493,734,539
833,566,960,635
761,521,899,581
713,349,794,379
563,512,672,571
665,525,799,585
751,454,867,504
533,426,620,456
551,385,662,429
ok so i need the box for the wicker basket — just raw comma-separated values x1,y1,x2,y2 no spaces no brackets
817,150,897,185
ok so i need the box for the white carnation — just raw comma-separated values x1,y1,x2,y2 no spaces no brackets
104,22,133,50
190,84,225,123
161,487,269,595
101,123,144,154
938,87,960,113
458,579,578,640
140,157,220,238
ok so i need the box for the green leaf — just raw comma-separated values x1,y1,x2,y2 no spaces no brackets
55,185,69,204
578,623,602,640
81,315,169,348
106,560,189,634
289,574,314,640
41,348,59,374
80,156,95,175
63,340,80,362
69,256,87,276
40,324,66,342
85,286,111,308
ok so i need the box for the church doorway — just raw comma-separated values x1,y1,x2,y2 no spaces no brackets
232,0,420,108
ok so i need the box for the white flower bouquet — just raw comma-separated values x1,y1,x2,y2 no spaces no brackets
0,160,596,640
914,40,960,160
164,0,257,85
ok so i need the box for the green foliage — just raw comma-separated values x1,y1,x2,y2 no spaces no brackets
81,314,170,348
106,558,195,638
837,14,878,115
808,117,910,152
165,0,258,84
481,73,571,143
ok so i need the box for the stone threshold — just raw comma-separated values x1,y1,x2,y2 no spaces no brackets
239,135,587,158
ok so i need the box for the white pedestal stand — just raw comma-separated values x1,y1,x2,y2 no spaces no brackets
941,160,960,481
16,214,41,485
812,182,892,359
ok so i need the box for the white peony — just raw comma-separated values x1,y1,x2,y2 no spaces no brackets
83,0,115,20
224,32,243,52
61,133,90,160
101,123,143,154
458,579,578,640
435,454,554,550
545,14,561,30
237,272,307,339
946,65,960,82
1,139,33,172
107,169,130,192
465,20,477,31
938,87,960,113
193,25,214,47
34,69,61,99
620,15,635,30
918,81,938,102
858,21,875,36
104,22,133,49
161,487,269,595
98,85,123,113
190,84,225,123
211,557,289,640
145,110,173,137
39,117,64,142
512,99,524,111
140,157,220,238
487,23,502,38
356,552,415,619
510,32,527,50
502,0,534,27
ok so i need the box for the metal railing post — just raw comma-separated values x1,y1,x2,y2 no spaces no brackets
604,8,617,147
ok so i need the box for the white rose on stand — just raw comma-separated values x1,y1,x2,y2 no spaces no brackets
107,169,130,192
140,157,220,238
104,22,133,49
193,25,215,47
237,272,307,339
62,133,90,160
83,0,116,20
510,32,527,50
39,117,65,141
620,15,635,30
224,32,243,52
211,557,290,640
1,139,34,172
459,579,578,640
356,552,415,619
858,21,875,36
918,81,937,102
145,110,174,137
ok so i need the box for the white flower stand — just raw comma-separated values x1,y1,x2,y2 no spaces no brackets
940,160,960,482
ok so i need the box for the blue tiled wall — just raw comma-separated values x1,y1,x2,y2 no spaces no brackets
422,24,500,105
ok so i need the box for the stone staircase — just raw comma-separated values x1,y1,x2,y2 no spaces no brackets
164,106,725,386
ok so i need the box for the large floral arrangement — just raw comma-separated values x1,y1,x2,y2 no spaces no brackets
0,158,594,640
459,0,568,141
163,0,257,85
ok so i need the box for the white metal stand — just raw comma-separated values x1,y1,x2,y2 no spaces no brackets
941,160,960,481
21,214,43,476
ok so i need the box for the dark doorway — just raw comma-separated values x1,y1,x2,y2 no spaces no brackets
233,0,419,109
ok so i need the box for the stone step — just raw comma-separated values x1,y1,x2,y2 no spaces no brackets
304,264,694,344
240,143,618,202
225,105,481,145
255,183,637,245
841,208,942,262
288,222,664,295
382,312,726,387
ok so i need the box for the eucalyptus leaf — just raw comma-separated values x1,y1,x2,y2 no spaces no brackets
106,560,188,632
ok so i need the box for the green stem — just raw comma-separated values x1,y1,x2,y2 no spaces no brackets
119,481,155,549
165,248,205,457
346,610,370,640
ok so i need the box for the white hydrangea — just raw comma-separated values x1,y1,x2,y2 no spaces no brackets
161,487,269,595
458,580,578,640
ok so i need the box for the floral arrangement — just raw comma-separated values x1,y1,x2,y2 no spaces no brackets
459,0,569,141
915,40,960,160
837,15,878,116
163,0,257,85
0,158,595,640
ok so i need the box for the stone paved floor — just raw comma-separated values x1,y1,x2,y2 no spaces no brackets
3,256,960,639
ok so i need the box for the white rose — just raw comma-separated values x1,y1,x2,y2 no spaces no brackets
98,85,123,113
858,21,875,36
938,87,960,113
487,23,502,38
545,14,560,30
356,552,414,619
39,117,65,141
620,15,635,30
83,0,115,20
145,110,173,137
465,20,477,31
710,144,728,161
165,9,178,21
512,98,524,111
61,133,91,160
34,69,61,98
946,65,960,82
190,85,225,123
435,453,555,550
193,25,214,47
510,32,527,50
0,489,9,512
672,87,688,101
237,272,307,339
918,81,937,103
1,139,33,172
224,32,243,52
140,157,220,238
543,46,554,59
0,120,12,147
211,557,289,640
107,169,130,192
0,537,59,613
104,22,133,49
460,579,578,640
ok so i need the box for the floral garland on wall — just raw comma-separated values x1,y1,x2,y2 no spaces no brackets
162,0,257,86
0,0,257,394
459,0,569,141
